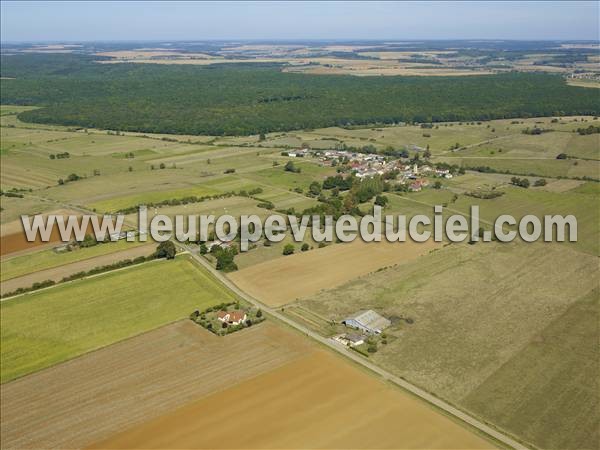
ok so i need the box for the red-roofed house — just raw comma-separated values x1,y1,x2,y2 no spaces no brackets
217,310,247,325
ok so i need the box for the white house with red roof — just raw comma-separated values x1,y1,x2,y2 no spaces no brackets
217,310,247,326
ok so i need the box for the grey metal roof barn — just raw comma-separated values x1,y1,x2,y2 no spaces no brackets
342,310,391,334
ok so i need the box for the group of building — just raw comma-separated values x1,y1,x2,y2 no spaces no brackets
313,150,453,191
333,309,391,348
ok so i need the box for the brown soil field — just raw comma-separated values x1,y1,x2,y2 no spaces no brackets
0,321,311,450
0,209,91,256
0,243,156,295
91,349,494,450
228,239,440,306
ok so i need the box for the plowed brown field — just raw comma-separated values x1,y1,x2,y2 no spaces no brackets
0,210,91,256
0,321,311,450
91,349,494,450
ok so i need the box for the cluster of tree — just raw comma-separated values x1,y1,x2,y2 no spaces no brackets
3,54,598,135
57,173,82,185
510,176,531,188
212,246,238,272
380,147,410,158
465,189,505,199
374,194,389,206
322,174,354,190
49,152,70,159
522,127,552,135
154,241,176,259
256,200,275,210
576,125,600,135
114,191,242,214
0,190,24,198
2,279,57,298
351,176,385,203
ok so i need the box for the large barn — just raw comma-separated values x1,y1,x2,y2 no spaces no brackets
342,310,391,334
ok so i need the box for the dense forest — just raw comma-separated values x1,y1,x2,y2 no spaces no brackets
1,54,598,135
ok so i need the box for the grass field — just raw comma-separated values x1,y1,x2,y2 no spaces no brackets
0,243,156,296
463,289,599,450
0,256,237,383
87,184,222,213
0,239,147,282
1,321,313,450
296,241,598,450
90,349,494,450
228,239,440,306
387,182,599,255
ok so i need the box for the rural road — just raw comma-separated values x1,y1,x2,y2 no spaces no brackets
178,243,530,450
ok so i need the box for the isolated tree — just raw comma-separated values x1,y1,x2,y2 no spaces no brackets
256,309,263,318
199,243,208,255
301,243,310,252
282,243,295,255
284,161,296,172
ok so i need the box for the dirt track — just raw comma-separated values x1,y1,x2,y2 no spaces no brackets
0,243,156,296
0,321,310,450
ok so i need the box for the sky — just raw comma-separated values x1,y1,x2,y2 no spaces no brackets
1,1,598,42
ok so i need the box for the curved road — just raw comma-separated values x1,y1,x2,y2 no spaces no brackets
179,243,530,450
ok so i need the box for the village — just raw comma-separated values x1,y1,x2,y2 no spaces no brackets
287,146,455,192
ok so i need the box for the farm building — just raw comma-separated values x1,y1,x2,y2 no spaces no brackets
342,310,390,334
333,333,366,347
217,310,247,325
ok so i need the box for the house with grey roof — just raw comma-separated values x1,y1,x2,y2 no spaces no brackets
342,310,390,334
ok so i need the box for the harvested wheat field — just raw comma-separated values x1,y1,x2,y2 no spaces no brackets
229,239,439,306
0,321,311,450
91,349,494,450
